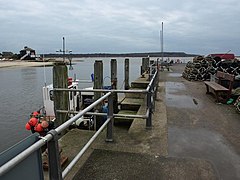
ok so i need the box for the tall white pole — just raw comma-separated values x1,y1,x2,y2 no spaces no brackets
161,22,164,62
43,54,47,87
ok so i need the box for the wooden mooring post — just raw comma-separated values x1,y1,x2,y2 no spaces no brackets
141,57,150,75
94,60,103,130
124,58,130,90
53,62,69,128
111,59,119,113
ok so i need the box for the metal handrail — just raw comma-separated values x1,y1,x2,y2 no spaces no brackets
54,88,147,94
0,134,51,176
55,92,111,134
56,110,149,119
146,70,158,92
0,69,159,180
0,92,112,177
62,117,112,178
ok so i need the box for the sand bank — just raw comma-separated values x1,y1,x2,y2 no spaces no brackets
0,60,54,68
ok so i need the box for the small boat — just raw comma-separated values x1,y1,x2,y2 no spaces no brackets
26,77,95,135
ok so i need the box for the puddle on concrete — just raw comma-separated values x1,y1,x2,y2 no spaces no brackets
168,73,182,77
166,94,200,109
166,82,201,109
166,82,186,93
168,127,240,179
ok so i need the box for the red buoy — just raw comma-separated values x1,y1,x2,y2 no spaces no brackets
25,123,31,130
28,117,38,126
32,111,39,117
34,123,43,132
68,77,73,86
41,121,49,128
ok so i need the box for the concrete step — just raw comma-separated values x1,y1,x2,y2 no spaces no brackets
120,98,143,111
130,74,149,89
114,110,137,125
131,80,149,89
125,88,146,99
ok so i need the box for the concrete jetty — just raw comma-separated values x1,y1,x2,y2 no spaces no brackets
43,63,240,179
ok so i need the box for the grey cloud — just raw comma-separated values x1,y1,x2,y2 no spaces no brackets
0,0,239,55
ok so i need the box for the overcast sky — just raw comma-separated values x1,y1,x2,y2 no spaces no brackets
0,0,239,55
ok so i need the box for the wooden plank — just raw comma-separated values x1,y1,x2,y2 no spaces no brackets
224,73,235,81
216,71,235,81
124,58,130,90
204,81,228,91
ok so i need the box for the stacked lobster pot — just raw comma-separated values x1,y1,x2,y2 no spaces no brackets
182,56,240,81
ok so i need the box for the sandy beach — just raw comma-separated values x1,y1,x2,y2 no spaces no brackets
0,60,54,68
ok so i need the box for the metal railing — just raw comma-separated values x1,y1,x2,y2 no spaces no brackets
0,69,159,180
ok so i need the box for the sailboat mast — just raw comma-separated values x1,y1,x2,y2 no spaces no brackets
161,22,164,62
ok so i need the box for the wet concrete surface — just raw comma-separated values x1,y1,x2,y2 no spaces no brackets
169,127,240,179
73,149,217,180
162,64,240,180
60,64,239,180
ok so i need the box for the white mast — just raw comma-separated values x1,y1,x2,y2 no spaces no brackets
161,22,164,62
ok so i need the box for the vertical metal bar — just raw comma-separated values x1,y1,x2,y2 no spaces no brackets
155,70,158,100
106,93,113,142
146,89,152,129
153,73,157,110
72,91,76,112
152,83,155,111
47,130,63,180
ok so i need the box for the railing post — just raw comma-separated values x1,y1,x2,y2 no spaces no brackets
146,89,152,129
149,60,154,80
106,93,113,142
47,130,63,180
154,70,159,101
152,77,156,111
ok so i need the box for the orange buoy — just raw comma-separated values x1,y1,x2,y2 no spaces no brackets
25,123,31,130
28,117,38,126
34,123,43,132
68,77,73,86
41,121,49,128
32,111,39,117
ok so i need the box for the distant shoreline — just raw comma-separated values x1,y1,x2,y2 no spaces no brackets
0,54,198,68
45,52,199,58
0,60,54,68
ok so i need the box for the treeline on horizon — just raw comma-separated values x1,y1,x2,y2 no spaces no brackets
44,52,199,58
